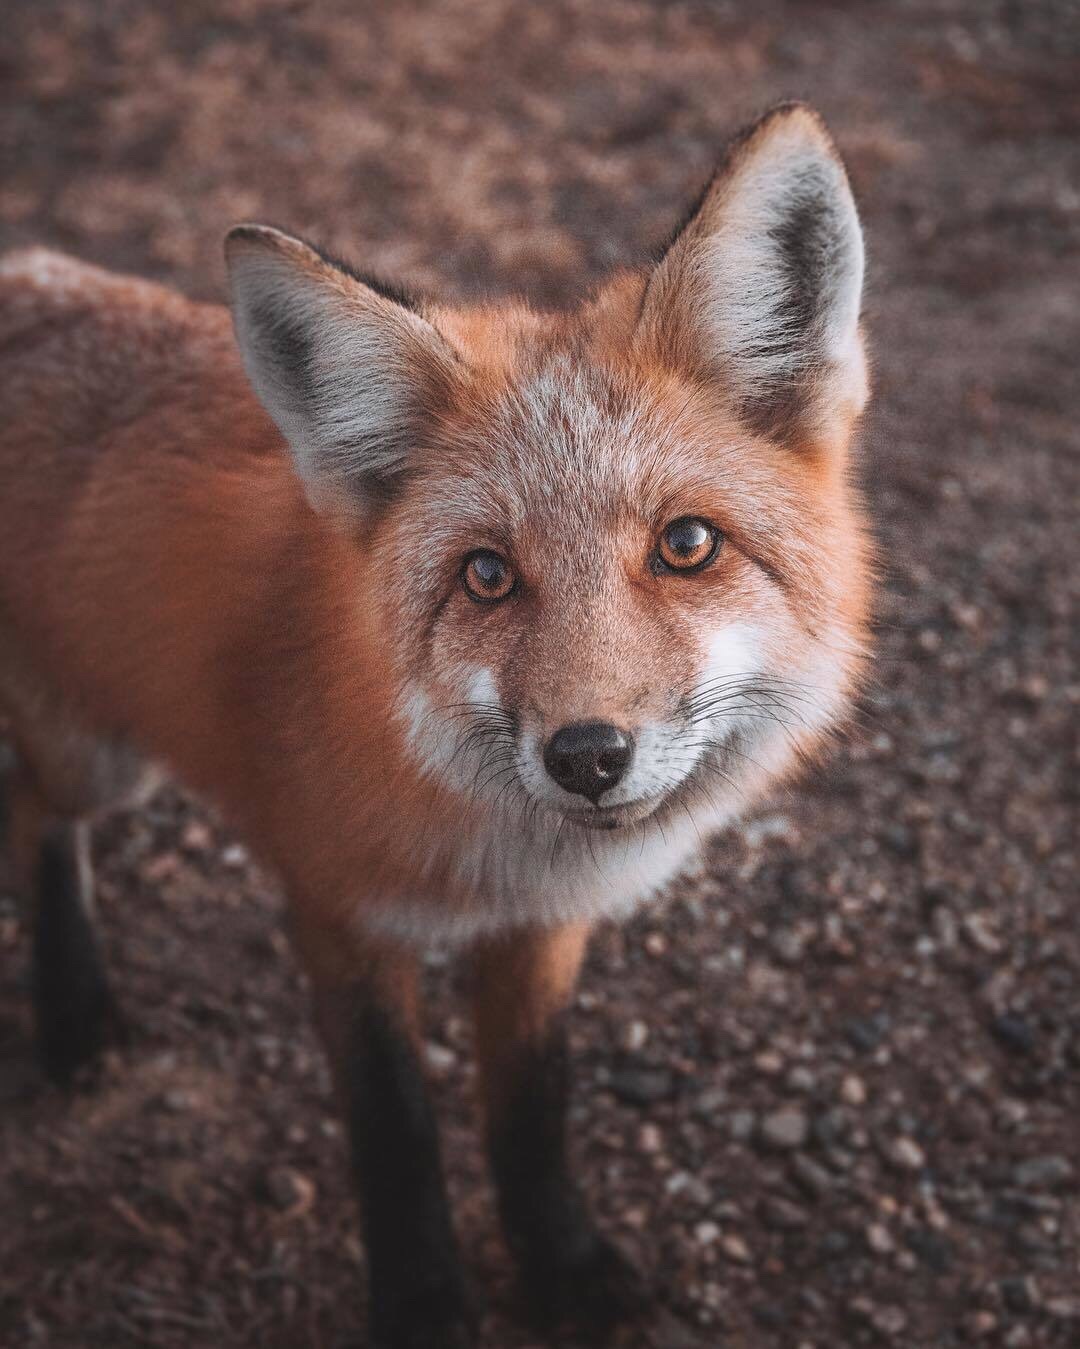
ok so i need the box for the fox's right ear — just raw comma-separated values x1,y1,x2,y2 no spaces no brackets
225,225,459,519
636,104,867,455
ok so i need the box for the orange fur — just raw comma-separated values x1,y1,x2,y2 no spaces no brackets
0,249,870,951
0,103,875,1344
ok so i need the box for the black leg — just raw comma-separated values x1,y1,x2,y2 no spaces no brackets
315,981,474,1349
487,1017,648,1339
31,820,114,1083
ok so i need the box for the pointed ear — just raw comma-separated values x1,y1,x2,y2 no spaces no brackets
636,104,867,453
225,224,460,517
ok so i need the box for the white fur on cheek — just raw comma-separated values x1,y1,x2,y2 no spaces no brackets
397,666,501,789
698,621,766,735
466,666,499,710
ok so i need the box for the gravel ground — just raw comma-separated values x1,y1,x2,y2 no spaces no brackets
1,2,1078,1346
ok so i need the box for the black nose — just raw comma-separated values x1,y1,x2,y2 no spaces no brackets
543,721,633,803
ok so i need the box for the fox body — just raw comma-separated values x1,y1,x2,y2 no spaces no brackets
1,106,871,1346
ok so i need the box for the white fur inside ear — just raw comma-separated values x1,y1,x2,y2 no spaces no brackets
227,235,451,514
646,112,867,435
702,141,863,394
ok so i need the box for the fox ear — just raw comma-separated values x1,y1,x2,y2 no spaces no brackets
637,104,867,453
225,225,459,518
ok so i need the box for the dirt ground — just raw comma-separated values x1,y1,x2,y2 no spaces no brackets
1,1,1078,1346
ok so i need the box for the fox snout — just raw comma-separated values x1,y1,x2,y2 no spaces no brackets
542,721,633,803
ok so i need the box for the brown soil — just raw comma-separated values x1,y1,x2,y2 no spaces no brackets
1,2,1077,1346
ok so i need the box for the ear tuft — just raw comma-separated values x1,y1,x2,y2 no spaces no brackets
638,103,867,451
225,225,458,518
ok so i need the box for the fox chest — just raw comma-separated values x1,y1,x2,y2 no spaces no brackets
352,808,711,947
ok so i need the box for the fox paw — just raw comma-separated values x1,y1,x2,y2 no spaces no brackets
36,980,120,1086
525,1233,650,1340
371,1282,476,1349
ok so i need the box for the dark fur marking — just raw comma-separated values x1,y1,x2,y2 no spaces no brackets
766,175,840,358
343,994,473,1348
489,1017,647,1332
308,239,420,313
251,299,315,404
32,824,113,1083
228,221,421,311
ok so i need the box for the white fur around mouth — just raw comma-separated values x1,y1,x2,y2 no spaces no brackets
561,798,663,830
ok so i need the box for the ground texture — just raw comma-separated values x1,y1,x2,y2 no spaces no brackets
1,1,1078,1346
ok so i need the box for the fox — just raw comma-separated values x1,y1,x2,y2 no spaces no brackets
0,103,871,1346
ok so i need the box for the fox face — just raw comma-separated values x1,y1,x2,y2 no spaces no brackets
227,105,871,902
378,352,865,839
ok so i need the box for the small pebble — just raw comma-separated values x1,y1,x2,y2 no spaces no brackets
666,1171,711,1205
966,1310,998,1338
623,1020,649,1052
693,1086,728,1118
222,843,248,868
991,1012,1036,1056
261,1166,314,1213
760,1108,810,1151
845,1013,891,1053
639,1123,663,1154
1012,1154,1074,1190
786,1065,817,1093
888,1135,926,1171
160,1087,202,1114
424,1041,456,1076
754,1049,784,1075
999,1275,1040,1314
729,1109,757,1143
840,1073,867,1106
609,1066,676,1106
790,1153,833,1200
759,1196,809,1230
720,1233,752,1263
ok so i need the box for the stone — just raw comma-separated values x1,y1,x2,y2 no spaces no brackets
609,1066,676,1106
1012,1155,1074,1190
887,1135,926,1171
759,1196,809,1230
729,1109,757,1143
759,1107,810,1151
999,1276,1040,1314
261,1166,315,1214
790,1154,833,1200
991,1012,1036,1056
840,1073,867,1106
720,1233,752,1263
623,1020,649,1052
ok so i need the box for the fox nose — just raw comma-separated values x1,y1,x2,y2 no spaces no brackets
543,721,633,803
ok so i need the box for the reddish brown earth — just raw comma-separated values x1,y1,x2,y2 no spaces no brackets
1,2,1077,1346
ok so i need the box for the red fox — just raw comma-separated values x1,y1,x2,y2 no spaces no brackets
0,104,870,1346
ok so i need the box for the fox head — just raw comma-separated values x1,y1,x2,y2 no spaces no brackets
226,104,871,845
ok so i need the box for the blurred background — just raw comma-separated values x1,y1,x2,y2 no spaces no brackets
1,2,1077,1346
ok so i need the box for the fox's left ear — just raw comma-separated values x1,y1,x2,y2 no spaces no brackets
637,103,867,454
226,224,460,520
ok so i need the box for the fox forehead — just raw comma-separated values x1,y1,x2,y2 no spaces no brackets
427,353,678,529
390,341,821,594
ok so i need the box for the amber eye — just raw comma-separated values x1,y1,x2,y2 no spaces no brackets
462,550,516,602
657,517,722,573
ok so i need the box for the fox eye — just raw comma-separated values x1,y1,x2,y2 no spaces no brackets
657,517,722,573
462,550,516,603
